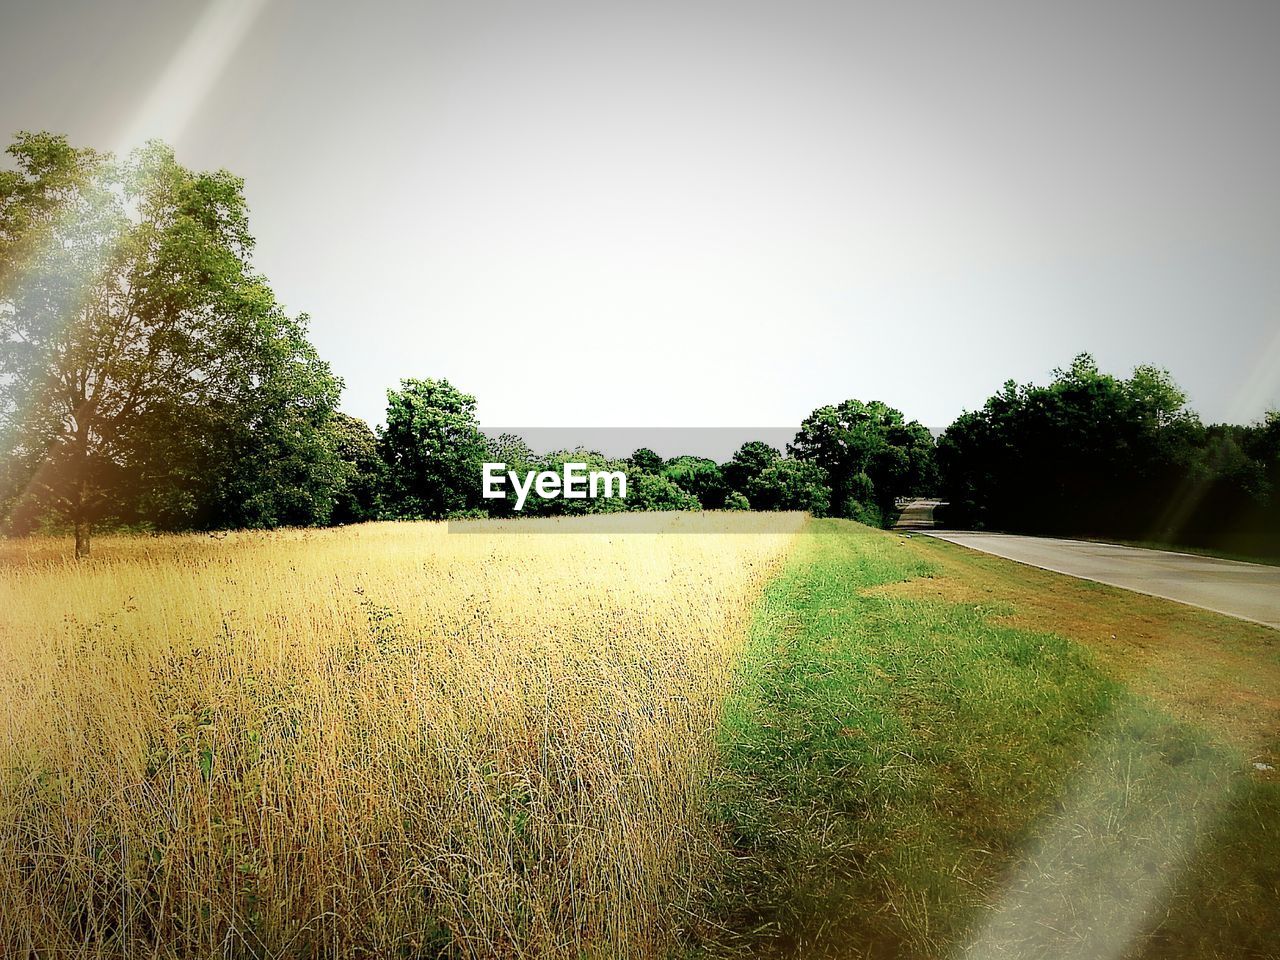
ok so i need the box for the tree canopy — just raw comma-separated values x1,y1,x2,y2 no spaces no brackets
326,412,384,525
790,399,935,519
722,441,781,496
378,378,487,520
0,133,342,554
662,455,727,509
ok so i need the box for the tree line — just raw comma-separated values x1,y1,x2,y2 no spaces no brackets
0,134,934,554
937,355,1280,558
2,134,1277,557
370,381,935,524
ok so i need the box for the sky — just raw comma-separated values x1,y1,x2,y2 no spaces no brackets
2,0,1278,431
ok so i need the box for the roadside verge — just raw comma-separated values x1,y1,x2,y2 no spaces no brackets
684,519,1279,959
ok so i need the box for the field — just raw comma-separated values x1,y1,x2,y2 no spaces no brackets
2,515,1277,959
0,514,804,958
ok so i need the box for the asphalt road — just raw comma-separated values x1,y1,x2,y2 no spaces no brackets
893,498,943,530
918,525,1280,630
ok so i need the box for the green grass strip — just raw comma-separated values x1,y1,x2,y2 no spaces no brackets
688,519,1279,959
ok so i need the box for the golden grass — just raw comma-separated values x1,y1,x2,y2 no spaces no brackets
0,513,804,958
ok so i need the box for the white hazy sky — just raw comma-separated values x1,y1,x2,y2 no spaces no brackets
2,0,1278,429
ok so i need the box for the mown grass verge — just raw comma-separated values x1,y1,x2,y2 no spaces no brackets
685,519,1278,959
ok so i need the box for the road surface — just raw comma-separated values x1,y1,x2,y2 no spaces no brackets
893,499,942,530
918,525,1280,630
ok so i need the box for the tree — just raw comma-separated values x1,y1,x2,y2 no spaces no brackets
627,447,664,475
137,309,344,532
0,133,341,555
747,459,830,515
790,399,935,521
626,473,701,512
378,378,487,519
724,490,750,511
482,432,537,517
662,455,728,508
1128,363,1191,429
326,413,384,525
722,441,781,495
487,432,536,468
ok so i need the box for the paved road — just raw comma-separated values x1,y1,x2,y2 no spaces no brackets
921,527,1280,630
893,498,942,530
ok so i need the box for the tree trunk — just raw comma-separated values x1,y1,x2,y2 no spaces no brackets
74,519,90,559
71,422,93,560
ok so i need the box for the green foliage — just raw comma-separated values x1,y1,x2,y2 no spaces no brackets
722,441,781,495
840,496,882,528
662,455,728,508
747,459,830,516
0,133,342,550
487,432,536,469
724,490,751,511
142,308,344,531
626,447,665,475
521,449,630,517
326,413,384,524
937,354,1279,555
378,378,487,520
483,443,695,516
626,473,701,512
791,399,935,522
480,433,538,518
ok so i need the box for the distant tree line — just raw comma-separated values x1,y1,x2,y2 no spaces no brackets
3,134,1277,557
331,377,936,525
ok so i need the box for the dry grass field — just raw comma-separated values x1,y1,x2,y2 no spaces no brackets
0,514,804,958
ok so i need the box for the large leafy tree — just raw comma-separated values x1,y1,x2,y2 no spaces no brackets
790,399,935,520
138,310,343,532
0,132,341,554
378,378,488,519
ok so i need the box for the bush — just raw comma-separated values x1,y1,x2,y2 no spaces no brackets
841,499,883,528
